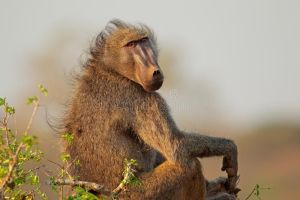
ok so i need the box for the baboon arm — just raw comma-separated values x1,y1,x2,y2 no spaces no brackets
184,133,238,177
133,96,238,195
133,95,237,175
154,151,165,167
184,133,239,193
134,116,188,164
185,133,237,158
134,96,189,165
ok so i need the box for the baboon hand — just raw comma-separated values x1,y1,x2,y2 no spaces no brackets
221,156,237,177
221,141,238,192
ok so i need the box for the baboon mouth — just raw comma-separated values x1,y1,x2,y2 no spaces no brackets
143,79,164,92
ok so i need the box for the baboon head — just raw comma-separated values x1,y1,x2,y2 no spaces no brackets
95,19,164,92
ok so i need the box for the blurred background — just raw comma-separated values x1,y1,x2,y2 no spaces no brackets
1,0,299,199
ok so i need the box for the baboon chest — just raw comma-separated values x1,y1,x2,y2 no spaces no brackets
121,128,157,172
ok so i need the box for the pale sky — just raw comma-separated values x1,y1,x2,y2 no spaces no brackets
1,0,300,129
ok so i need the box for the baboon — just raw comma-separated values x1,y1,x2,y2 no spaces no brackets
64,19,239,200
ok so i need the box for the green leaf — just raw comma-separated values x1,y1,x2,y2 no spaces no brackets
38,191,48,200
62,132,74,144
27,96,38,105
69,187,99,200
130,159,138,166
0,166,8,178
38,84,48,97
30,174,40,185
2,159,10,164
5,106,15,114
14,176,26,186
49,176,59,192
22,135,37,147
75,159,81,166
0,97,5,106
61,153,71,162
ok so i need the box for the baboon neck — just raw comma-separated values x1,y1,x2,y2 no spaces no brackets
85,64,142,93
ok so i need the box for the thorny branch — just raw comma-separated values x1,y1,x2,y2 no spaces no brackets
50,158,139,198
112,159,138,196
53,179,111,196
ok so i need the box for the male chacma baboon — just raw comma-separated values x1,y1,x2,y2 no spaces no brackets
64,19,239,200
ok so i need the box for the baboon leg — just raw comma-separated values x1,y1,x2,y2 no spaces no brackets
206,177,227,196
206,192,236,200
206,177,237,200
121,159,206,200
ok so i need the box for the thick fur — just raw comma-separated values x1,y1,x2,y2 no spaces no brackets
64,19,238,200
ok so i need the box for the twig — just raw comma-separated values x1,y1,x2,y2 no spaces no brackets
25,165,45,175
3,126,10,147
64,156,79,180
51,159,139,198
53,179,111,196
112,159,137,195
25,100,39,135
0,143,24,189
244,186,256,200
65,156,78,172
60,185,64,200
47,159,63,169
14,114,18,136
245,184,271,200
112,169,130,195
1,110,10,146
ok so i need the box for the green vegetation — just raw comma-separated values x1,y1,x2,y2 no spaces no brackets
245,184,271,200
0,85,47,199
0,85,141,199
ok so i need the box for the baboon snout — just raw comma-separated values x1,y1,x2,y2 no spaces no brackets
151,68,164,85
148,65,163,81
142,66,164,92
153,70,161,78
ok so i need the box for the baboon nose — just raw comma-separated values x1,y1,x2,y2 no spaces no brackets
153,70,161,78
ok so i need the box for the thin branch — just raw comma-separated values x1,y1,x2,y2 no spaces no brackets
2,109,10,146
51,160,139,198
244,185,271,200
65,156,78,171
47,159,63,169
244,186,256,200
0,143,24,189
3,126,10,147
112,168,130,195
112,160,137,196
53,179,111,196
43,168,53,178
60,185,64,200
64,157,78,180
25,165,45,175
13,114,18,136
25,100,39,135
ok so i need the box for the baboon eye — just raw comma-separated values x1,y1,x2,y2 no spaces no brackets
140,37,149,43
125,41,137,48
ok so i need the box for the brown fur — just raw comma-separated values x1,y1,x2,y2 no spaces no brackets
64,19,238,200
